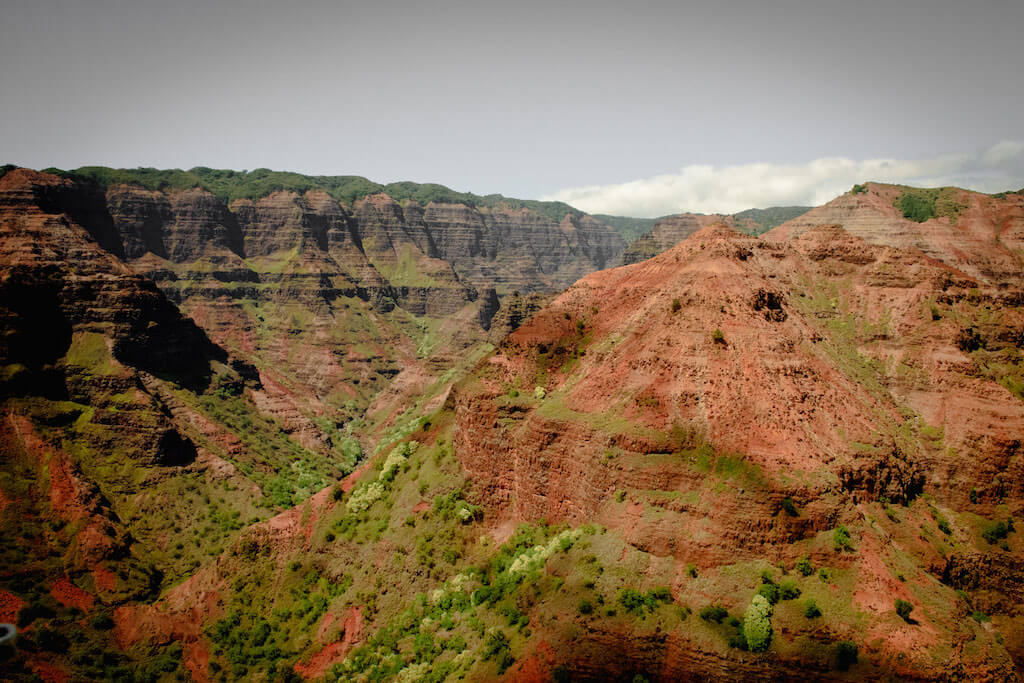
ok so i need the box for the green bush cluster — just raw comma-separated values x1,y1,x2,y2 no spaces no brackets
833,525,854,552
898,190,937,222
895,599,914,622
982,518,1014,544
618,587,673,616
699,604,729,623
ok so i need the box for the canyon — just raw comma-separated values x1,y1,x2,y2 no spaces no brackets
1,168,1022,682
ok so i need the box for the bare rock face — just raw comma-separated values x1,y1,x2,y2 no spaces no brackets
767,183,1024,285
0,169,224,385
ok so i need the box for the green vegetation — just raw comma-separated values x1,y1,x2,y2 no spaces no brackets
593,214,660,243
779,580,801,600
981,518,1014,544
712,328,726,345
795,556,814,577
851,183,868,194
896,187,966,223
732,206,812,234
780,497,798,516
757,582,780,605
743,594,773,652
617,587,673,616
895,599,914,622
45,165,583,222
899,190,937,222
832,525,854,552
804,599,822,619
836,641,858,670
699,605,729,623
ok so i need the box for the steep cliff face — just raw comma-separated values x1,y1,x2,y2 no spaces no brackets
767,183,1024,285
20,170,624,458
452,222,1024,678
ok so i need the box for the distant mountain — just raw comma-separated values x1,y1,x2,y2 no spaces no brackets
618,206,811,265
732,205,813,234
592,214,661,243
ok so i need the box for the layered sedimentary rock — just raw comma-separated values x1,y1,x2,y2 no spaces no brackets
453,222,1024,677
767,183,1024,285
4,168,624,460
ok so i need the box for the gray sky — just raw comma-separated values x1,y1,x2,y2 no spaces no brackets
2,0,1022,215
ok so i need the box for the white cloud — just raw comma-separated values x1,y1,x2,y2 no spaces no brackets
542,141,1024,217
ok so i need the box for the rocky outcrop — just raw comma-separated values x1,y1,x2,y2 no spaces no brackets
0,169,225,386
767,183,1024,285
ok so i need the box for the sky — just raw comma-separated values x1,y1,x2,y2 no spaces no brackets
2,0,1022,216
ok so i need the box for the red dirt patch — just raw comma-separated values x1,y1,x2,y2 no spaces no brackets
509,640,558,682
28,659,70,683
293,606,363,680
92,566,117,593
50,577,94,611
0,589,26,623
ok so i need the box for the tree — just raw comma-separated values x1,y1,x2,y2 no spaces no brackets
743,594,773,652
895,599,914,622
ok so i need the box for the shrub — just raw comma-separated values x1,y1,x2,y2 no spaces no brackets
728,631,749,650
795,556,814,577
699,605,728,623
898,191,936,222
851,183,868,195
743,594,773,652
687,564,698,578
619,587,673,616
833,525,854,552
578,599,594,615
779,581,801,600
982,519,1014,544
712,329,726,345
895,599,914,622
836,641,858,670
804,599,822,618
671,298,681,313
780,497,798,516
937,519,951,535
533,386,546,400
757,582,779,605
971,611,990,623
955,327,982,353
